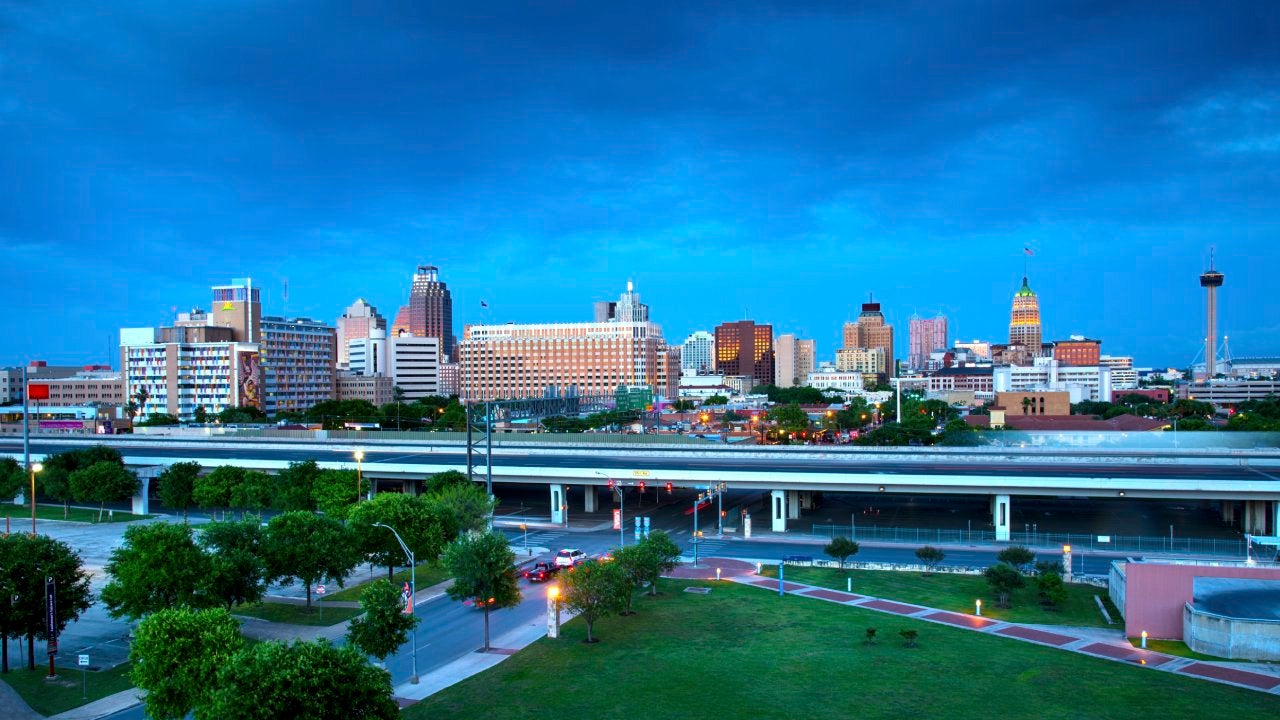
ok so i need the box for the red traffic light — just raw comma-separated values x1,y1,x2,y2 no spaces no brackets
638,482,646,492
665,482,673,493
607,479,614,489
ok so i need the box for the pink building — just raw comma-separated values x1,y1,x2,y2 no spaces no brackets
336,299,387,369
908,315,948,371
1110,559,1280,639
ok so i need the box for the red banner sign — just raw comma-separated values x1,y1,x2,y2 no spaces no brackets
28,383,50,400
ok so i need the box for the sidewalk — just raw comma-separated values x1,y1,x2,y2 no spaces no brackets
729,569,1280,695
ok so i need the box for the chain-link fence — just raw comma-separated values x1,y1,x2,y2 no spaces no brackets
810,523,1251,557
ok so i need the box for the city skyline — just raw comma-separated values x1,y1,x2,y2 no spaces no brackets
3,3,1278,367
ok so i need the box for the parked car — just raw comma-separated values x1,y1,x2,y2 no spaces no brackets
554,548,587,568
523,561,559,582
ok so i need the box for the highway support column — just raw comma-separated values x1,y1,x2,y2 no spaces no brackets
583,486,598,513
1243,500,1278,536
992,493,1010,542
770,490,787,532
550,485,566,524
786,490,801,520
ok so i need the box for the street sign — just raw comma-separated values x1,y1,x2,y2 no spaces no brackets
45,577,57,654
78,655,89,667
316,585,326,595
612,509,621,530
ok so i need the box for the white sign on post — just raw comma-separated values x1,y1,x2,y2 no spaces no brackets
78,654,89,667
316,585,326,596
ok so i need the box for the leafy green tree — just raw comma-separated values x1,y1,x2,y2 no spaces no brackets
271,460,322,512
768,403,811,433
230,470,273,517
633,531,681,596
1036,570,1068,609
0,457,23,501
346,579,419,662
262,511,358,609
611,545,649,615
217,405,267,424
559,558,630,643
39,446,124,515
427,481,496,539
915,546,945,574
824,536,860,568
670,399,696,412
102,522,212,620
438,401,467,431
0,534,94,672
899,629,919,648
70,461,140,521
312,469,367,520
996,545,1035,573
206,640,398,720
425,470,471,495
938,419,980,446
702,395,729,406
199,520,268,610
985,563,1024,608
129,607,243,720
138,413,181,426
1033,559,1063,578
349,493,448,578
194,465,243,517
192,405,208,424
441,531,521,651
158,461,201,520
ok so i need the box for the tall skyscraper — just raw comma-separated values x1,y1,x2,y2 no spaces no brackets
842,300,894,376
796,339,816,382
1200,257,1224,378
681,331,715,373
714,320,774,388
775,334,816,388
210,278,262,343
405,265,455,361
594,281,649,323
260,316,337,415
336,299,387,369
1008,276,1042,353
908,315,948,370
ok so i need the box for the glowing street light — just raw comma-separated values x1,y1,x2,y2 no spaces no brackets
30,462,43,535
354,450,365,502
975,599,982,616
546,586,562,638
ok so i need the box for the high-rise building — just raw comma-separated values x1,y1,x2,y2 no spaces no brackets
681,331,715,373
38,368,123,407
260,316,337,415
1200,257,1224,379
1,362,86,404
348,328,388,377
336,299,387,369
1100,355,1137,389
405,265,456,361
1052,336,1101,367
390,335,442,400
842,300,895,378
908,315,948,371
1008,276,1042,352
953,339,992,359
796,339,816,383
836,347,886,375
594,281,649,323
714,320,774,388
210,278,262,343
459,319,672,401
774,334,816,388
120,326,261,421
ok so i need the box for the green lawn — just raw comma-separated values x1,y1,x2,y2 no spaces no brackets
0,662,135,716
3,504,153,525
322,564,451,603
232,601,364,626
1132,638,1229,662
760,565,1112,627
405,580,1280,720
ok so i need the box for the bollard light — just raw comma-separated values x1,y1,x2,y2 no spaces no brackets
716,567,722,581
975,599,982,616
1140,630,1147,649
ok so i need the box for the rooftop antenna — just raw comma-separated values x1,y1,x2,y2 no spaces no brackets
283,278,289,315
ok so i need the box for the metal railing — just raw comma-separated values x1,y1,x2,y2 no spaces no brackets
810,523,1251,558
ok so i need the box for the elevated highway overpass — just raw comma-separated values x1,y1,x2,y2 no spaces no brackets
4,435,1279,539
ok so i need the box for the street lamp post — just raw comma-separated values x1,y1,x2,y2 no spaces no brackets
354,450,365,503
30,462,43,535
594,471,623,548
371,522,417,684
546,586,561,638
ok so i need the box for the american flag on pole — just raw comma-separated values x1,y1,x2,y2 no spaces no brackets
1024,247,1034,256
480,300,489,308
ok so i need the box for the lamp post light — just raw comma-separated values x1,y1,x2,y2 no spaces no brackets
975,599,982,616
594,471,623,548
354,450,365,503
546,586,561,638
30,462,43,535
371,522,417,684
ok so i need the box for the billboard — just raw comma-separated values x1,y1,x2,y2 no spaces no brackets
237,350,263,410
28,383,50,400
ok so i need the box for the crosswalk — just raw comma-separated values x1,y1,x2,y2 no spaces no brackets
508,530,568,549
688,536,728,558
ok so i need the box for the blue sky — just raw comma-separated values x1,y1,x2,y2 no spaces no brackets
3,1,1278,369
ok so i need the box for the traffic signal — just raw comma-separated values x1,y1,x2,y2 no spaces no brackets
638,481,646,493
665,482,673,493
607,479,614,489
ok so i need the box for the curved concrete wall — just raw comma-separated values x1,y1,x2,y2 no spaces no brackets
1184,603,1280,661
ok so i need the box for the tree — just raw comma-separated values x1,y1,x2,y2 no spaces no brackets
938,419,979,446
192,405,208,424
824,536,860,568
129,607,243,720
349,493,448,578
627,531,681,597
863,628,877,645
135,386,151,420
262,511,358,609
702,395,729,406
39,446,124,516
670,399,696,412
425,470,471,495
915,546,945,574
158,461,201,520
102,522,212,620
441,531,521,651
230,470,273,518
768,403,811,433
611,545,650,615
138,412,181,427
559,558,629,643
271,460,322,512
984,563,1024,608
1036,570,1068,609
194,465,243,518
346,579,419,662
312,468,367,520
217,405,267,425
69,461,140,521
199,519,268,610
427,481,496,539
0,534,94,672
899,629,919,648
0,457,23,501
206,640,398,720
996,545,1035,573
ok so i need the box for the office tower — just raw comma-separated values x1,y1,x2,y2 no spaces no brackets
681,331,715,373
842,300,894,377
908,315,948,370
714,320,775,388
593,301,617,323
405,265,456,360
389,334,442,400
348,328,388,377
336,299,387,369
210,278,262,343
796,339,816,382
594,281,649,323
775,334,814,388
1200,257,1224,378
1008,276,1042,353
259,316,337,415
1052,336,1101,367
120,325,260,421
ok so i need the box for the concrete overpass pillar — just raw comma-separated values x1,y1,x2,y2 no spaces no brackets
550,485,566,525
770,490,787,532
583,486,598,513
1221,501,1237,524
133,467,162,515
992,494,1011,542
786,490,800,520
402,479,418,496
1243,500,1276,536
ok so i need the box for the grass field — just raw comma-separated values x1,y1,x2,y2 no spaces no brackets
232,601,364,626
3,504,153,526
0,662,135,716
1131,638,1229,662
760,565,1114,627
405,579,1280,720
322,564,451,603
